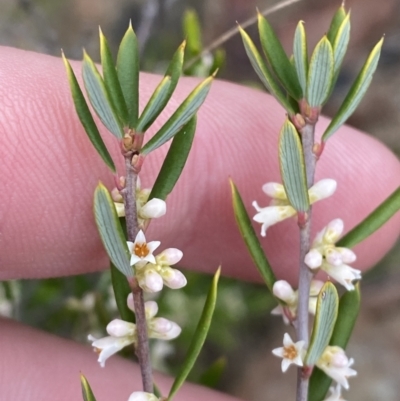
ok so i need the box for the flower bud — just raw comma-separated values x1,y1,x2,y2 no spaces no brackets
128,392,159,401
107,319,136,337
273,280,296,304
308,179,337,203
156,248,183,266
139,198,166,219
305,249,323,269
162,267,187,289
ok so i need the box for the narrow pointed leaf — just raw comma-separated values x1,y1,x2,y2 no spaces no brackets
199,357,226,388
168,268,221,400
258,14,302,100
82,52,124,138
322,38,383,141
100,28,129,125
239,27,297,115
117,24,140,129
137,41,185,133
111,262,135,321
309,284,360,401
327,6,347,44
337,187,400,248
94,183,132,277
293,21,308,94
332,14,351,74
279,120,309,212
183,9,202,55
153,382,162,399
149,116,196,201
307,37,334,107
230,179,276,291
62,54,116,172
141,76,213,155
305,282,339,366
80,374,97,401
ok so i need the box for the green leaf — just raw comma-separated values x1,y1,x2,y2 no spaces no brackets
306,37,334,107
100,28,129,125
82,51,124,139
293,21,308,95
141,75,213,155
62,54,116,172
94,183,132,277
332,14,351,74
111,262,135,322
183,9,202,56
137,42,185,133
117,23,140,129
80,374,97,401
279,120,309,212
149,116,196,201
337,187,400,248
305,282,339,366
322,38,383,142
258,14,302,100
230,179,276,291
168,268,220,400
239,26,297,115
308,284,360,401
198,357,226,388
327,6,347,44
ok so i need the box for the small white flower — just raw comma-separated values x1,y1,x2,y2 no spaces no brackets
305,219,360,290
128,392,159,401
272,333,305,372
323,384,346,401
253,179,337,236
316,346,357,390
149,317,182,340
139,198,166,220
127,230,160,267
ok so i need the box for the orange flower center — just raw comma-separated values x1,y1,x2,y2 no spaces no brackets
135,243,150,258
283,345,297,360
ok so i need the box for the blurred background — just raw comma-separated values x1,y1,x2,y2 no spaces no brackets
0,1,399,400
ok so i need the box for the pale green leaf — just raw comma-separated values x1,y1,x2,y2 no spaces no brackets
230,179,276,291
305,282,339,366
338,187,400,248
141,75,213,155
117,23,140,129
149,116,196,201
168,268,220,400
100,28,129,125
62,53,115,172
82,52,124,138
183,9,202,55
332,14,351,74
137,42,185,133
279,120,309,212
306,37,334,107
94,183,132,277
327,6,347,44
80,374,97,401
258,13,303,100
323,38,383,141
293,21,308,94
239,26,297,115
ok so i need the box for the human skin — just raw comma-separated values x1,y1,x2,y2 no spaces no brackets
0,47,399,400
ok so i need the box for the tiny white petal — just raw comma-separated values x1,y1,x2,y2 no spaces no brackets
253,202,296,236
114,202,125,217
325,248,344,266
273,280,296,304
162,267,187,289
337,247,357,264
107,319,136,337
88,335,133,367
323,219,344,243
142,269,163,293
322,262,361,291
305,249,323,269
262,182,287,200
128,391,159,401
135,230,147,244
139,198,167,219
323,384,345,401
127,293,135,312
150,318,181,340
309,179,337,203
156,248,183,266
144,300,159,319
310,280,324,296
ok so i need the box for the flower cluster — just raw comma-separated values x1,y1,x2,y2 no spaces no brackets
272,335,357,392
253,179,337,236
127,230,187,293
88,295,181,367
112,176,166,228
305,219,361,291
271,279,324,324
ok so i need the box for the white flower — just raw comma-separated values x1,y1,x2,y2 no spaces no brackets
127,230,160,267
128,392,159,401
316,346,357,390
89,297,181,367
272,333,305,372
253,179,337,236
135,248,186,293
323,384,346,401
305,219,360,291
271,280,324,324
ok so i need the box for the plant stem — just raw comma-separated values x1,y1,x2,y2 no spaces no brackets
296,122,317,401
123,156,153,393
